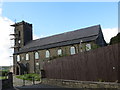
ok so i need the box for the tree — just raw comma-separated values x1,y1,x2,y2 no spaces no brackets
110,33,120,45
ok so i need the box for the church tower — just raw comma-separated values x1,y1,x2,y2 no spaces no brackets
10,21,33,52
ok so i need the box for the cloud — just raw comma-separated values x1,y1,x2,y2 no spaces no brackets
33,34,40,40
0,6,43,66
0,9,43,66
33,34,47,40
102,28,118,43
0,8,14,66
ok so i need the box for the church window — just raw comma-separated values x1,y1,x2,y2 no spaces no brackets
46,50,50,58
17,55,20,61
18,40,21,44
26,53,29,60
70,46,76,55
35,52,39,59
86,44,91,51
58,49,62,56
36,62,39,66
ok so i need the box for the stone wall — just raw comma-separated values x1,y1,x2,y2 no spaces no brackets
42,78,120,89
13,41,97,75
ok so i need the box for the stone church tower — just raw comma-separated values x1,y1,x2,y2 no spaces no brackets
10,21,33,52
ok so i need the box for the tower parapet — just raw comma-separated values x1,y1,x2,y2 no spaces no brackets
10,21,33,52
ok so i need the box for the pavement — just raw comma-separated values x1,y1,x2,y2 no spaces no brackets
13,75,39,87
4,76,114,90
4,77,94,90
12,75,63,89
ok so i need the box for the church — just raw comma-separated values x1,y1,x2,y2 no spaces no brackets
10,21,107,75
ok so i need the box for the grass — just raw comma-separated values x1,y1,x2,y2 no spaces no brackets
0,76,7,80
16,73,41,81
0,70,9,80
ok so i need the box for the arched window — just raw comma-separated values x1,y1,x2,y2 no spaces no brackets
17,55,20,61
86,44,91,51
35,52,39,59
70,46,76,55
58,49,62,56
46,50,50,58
26,53,29,60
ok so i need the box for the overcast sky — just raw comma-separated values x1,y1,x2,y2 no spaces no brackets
0,1,118,66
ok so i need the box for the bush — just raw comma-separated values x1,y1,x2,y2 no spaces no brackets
0,70,9,76
16,73,41,81
110,33,120,45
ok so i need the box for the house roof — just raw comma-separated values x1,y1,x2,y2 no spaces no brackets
14,25,101,54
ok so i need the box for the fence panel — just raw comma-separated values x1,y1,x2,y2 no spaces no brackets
43,43,119,82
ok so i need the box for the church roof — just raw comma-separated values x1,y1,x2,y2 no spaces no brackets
15,25,101,54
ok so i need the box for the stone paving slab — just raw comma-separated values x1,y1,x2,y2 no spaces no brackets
13,75,40,87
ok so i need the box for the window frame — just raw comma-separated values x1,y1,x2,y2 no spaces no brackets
26,53,29,60
57,49,62,56
34,52,39,60
86,43,91,51
46,50,50,58
17,55,20,61
70,46,76,55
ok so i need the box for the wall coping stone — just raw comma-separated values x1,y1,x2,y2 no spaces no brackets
42,78,120,88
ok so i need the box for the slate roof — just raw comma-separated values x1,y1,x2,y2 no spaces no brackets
14,25,101,54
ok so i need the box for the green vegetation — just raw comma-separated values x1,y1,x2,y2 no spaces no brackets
16,73,41,81
98,79,105,82
0,70,9,80
49,55,63,60
0,70,9,76
92,44,100,50
110,33,120,45
0,76,7,80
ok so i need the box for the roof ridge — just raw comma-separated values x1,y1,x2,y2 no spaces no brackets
33,24,100,41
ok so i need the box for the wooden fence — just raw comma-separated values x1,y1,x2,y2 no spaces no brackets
43,43,120,82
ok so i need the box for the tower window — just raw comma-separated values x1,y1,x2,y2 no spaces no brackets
17,55,20,61
26,53,29,60
58,49,62,56
36,62,39,66
18,31,21,37
70,46,76,55
18,40,21,44
46,50,50,58
35,52,39,59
